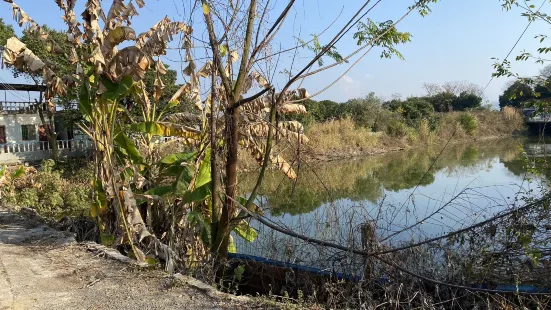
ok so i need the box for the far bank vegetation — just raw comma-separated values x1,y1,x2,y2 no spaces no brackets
241,84,525,167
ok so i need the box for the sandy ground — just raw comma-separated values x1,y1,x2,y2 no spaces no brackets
0,209,260,310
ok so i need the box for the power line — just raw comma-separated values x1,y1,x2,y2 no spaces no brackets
396,0,549,238
482,0,547,95
0,76,31,101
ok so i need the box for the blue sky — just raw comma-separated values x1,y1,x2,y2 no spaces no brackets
0,0,547,105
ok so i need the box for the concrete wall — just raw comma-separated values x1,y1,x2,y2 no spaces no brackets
0,113,42,143
0,148,92,165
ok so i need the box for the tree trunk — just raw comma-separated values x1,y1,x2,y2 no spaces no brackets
36,93,58,160
212,106,239,257
209,65,221,245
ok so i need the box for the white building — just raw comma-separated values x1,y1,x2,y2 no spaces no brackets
0,84,91,164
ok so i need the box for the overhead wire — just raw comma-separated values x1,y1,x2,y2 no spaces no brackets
481,0,547,95
0,76,32,102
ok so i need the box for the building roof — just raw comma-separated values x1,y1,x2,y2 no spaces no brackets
0,83,47,92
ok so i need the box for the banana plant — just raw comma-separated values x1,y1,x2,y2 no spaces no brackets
2,0,196,263
142,148,261,259
2,0,310,263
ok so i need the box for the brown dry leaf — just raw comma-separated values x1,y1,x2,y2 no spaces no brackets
244,96,271,114
76,63,83,75
279,104,307,115
242,71,269,93
230,50,239,63
57,0,83,44
135,0,145,8
106,0,138,29
169,83,191,103
245,121,309,144
156,60,167,75
153,75,164,101
270,154,297,179
190,84,202,110
8,2,66,51
81,0,104,44
4,37,47,73
105,26,136,46
183,62,196,76
107,46,151,81
296,88,310,99
243,139,296,179
278,121,309,143
164,112,201,125
90,46,106,72
69,48,79,63
252,71,269,88
136,17,192,56
244,139,265,165
2,37,25,61
279,120,303,132
196,61,212,78
10,3,31,27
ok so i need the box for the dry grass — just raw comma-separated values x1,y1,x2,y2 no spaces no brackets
305,111,525,159
306,118,380,154
503,106,523,121
237,110,526,170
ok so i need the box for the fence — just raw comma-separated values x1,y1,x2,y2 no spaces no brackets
0,101,44,114
0,139,92,164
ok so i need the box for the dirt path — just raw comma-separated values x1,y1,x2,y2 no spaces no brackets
0,209,257,310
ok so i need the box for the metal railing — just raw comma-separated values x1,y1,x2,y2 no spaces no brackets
0,139,93,154
0,101,46,114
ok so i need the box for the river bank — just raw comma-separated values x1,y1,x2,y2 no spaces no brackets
240,110,526,170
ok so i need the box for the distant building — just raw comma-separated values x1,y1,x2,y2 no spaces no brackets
0,83,91,164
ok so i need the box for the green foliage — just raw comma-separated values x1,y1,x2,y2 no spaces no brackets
9,160,91,217
385,97,437,129
354,19,412,60
297,34,346,67
17,25,75,83
458,114,477,135
499,80,535,109
11,166,25,178
234,220,258,242
385,118,410,138
346,93,394,131
114,131,143,164
288,94,398,132
453,92,482,111
427,92,456,112
0,18,14,48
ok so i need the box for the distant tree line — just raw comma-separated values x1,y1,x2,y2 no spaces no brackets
287,81,485,136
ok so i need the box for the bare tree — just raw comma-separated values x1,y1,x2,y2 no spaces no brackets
423,81,484,97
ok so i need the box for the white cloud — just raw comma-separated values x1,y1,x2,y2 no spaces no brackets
342,75,356,84
338,75,361,98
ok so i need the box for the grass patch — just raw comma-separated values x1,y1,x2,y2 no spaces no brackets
307,118,379,154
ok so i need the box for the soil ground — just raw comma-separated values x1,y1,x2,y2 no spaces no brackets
0,208,261,310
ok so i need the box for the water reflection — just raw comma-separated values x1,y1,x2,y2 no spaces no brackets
240,139,541,217
236,138,550,275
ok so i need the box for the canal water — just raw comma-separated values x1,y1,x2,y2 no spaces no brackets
236,138,550,269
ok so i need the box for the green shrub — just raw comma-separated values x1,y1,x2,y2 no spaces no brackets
16,188,39,208
384,97,438,129
41,159,56,173
458,114,477,135
65,187,89,210
8,159,91,217
386,119,409,138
